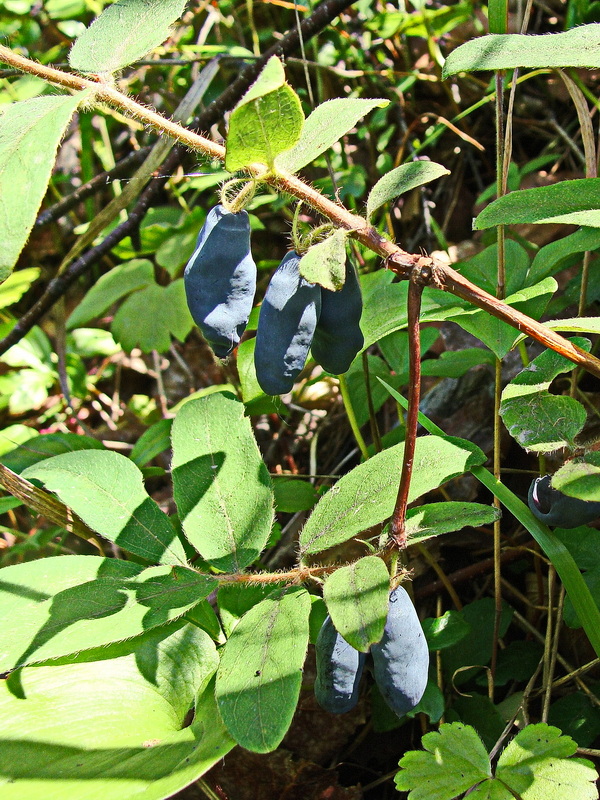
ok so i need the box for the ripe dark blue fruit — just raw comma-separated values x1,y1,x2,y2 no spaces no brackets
315,615,367,714
184,204,256,358
528,474,600,528
311,261,364,375
254,250,322,395
371,585,429,718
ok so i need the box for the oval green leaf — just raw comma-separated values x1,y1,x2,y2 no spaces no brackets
23,450,187,565
367,161,450,220
299,435,485,556
171,393,274,572
215,587,310,753
299,229,347,290
0,624,234,800
443,23,600,76
474,179,600,230
0,92,88,281
69,0,186,74
323,556,390,652
0,556,217,671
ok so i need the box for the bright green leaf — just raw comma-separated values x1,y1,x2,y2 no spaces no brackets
171,393,274,572
395,722,492,799
0,556,217,671
443,24,600,76
111,280,193,353
528,227,600,284
405,502,499,544
299,435,485,556
0,92,88,280
273,478,318,513
130,418,173,468
552,455,600,502
23,450,187,565
0,432,105,473
0,624,234,800
66,259,154,330
500,340,590,452
496,724,598,799
299,229,347,290
0,268,39,309
215,588,310,753
69,0,186,74
474,179,600,229
367,161,449,220
422,610,470,651
323,556,390,652
225,56,303,171
276,97,389,173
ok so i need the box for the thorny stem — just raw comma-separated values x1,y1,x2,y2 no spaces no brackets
2,45,600,379
389,263,426,548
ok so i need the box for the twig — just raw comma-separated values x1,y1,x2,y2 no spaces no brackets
389,263,428,547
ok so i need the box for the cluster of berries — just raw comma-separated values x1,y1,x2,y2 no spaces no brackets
184,205,364,395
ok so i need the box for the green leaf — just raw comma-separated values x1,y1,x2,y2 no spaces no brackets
236,338,279,415
69,0,186,74
0,556,216,671
405,502,500,544
171,393,274,572
500,340,589,452
299,435,485,556
552,455,600,502
474,179,600,229
273,478,318,513
443,23,600,76
420,348,495,378
395,722,492,799
422,610,470,651
66,259,154,330
130,418,173,468
299,229,347,290
323,556,390,652
0,625,234,800
447,277,556,359
366,161,450,220
496,724,598,799
225,56,304,171
111,280,193,353
215,587,310,753
0,92,88,280
23,450,187,565
0,432,105,473
0,268,39,309
217,583,285,638
276,97,389,173
528,227,600,284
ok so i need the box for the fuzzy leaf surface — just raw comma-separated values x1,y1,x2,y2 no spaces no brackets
171,393,274,572
215,588,310,753
367,161,450,219
69,0,186,73
0,625,233,800
299,435,485,555
299,229,347,290
443,24,600,75
276,97,388,173
225,56,303,171
0,556,216,671
500,340,590,452
323,556,390,651
0,92,87,280
23,451,186,565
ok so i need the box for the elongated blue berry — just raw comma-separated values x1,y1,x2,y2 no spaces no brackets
528,474,600,528
311,261,364,375
184,204,256,358
371,586,429,718
315,615,367,714
254,251,322,395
